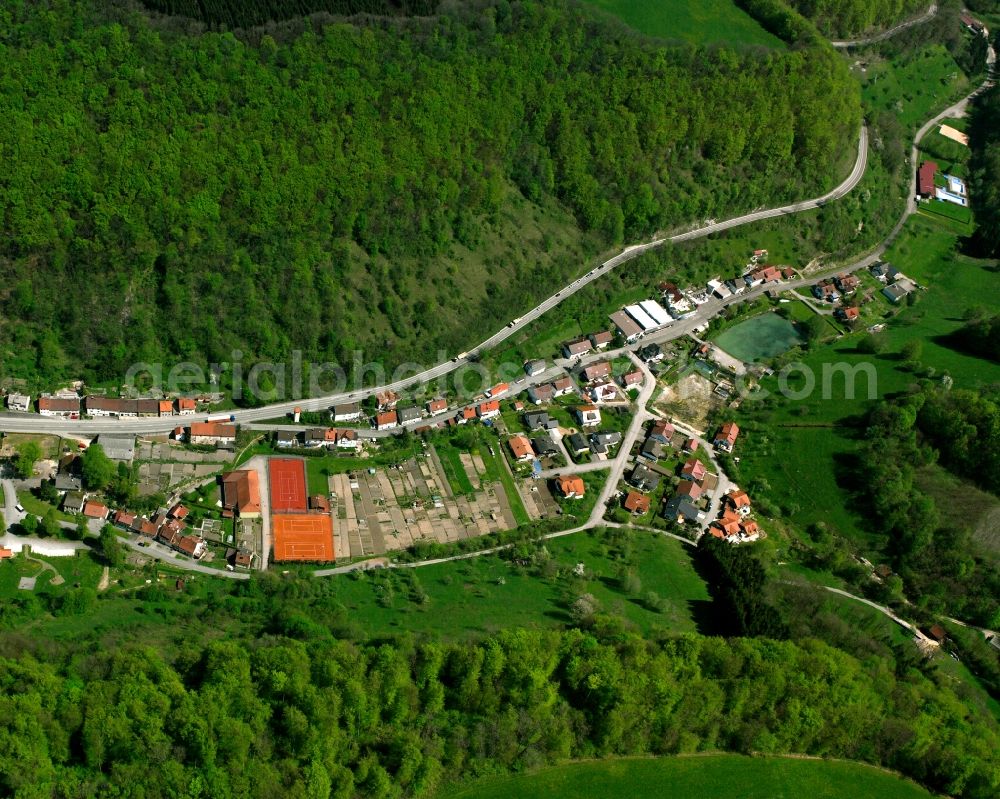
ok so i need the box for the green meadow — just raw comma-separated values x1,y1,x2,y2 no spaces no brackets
450,754,935,799
586,0,785,48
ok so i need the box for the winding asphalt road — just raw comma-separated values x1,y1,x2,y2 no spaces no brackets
830,4,938,48
0,129,868,437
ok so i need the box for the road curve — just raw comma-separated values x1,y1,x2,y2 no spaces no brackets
0,127,868,437
831,4,938,48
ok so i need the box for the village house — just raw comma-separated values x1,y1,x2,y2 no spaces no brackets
629,463,660,493
637,344,663,364
5,393,30,412
683,437,698,454
303,428,328,448
575,404,601,427
85,397,136,417
711,509,742,538
812,281,839,302
524,359,546,377
177,397,197,415
835,273,860,294
556,475,585,499
112,510,136,529
477,400,501,420
169,503,189,520
552,376,575,397
589,432,618,456
680,458,706,482
835,306,860,322
714,422,739,452
38,395,81,418
221,470,261,518
188,422,237,446
457,406,477,424
512,400,525,413
566,433,589,456
309,494,331,513
507,434,534,462
332,402,362,422
675,480,703,501
918,160,938,197
750,265,782,284
336,429,360,450
883,276,918,303
649,420,675,444
589,380,617,403
664,494,705,525
589,330,614,350
620,370,643,388
398,406,422,425
158,400,175,416
375,410,399,430
610,309,643,341
62,490,86,515
427,398,448,415
276,429,300,448
530,433,558,458
525,411,558,431
581,361,611,382
623,491,651,515
82,500,108,520
640,438,665,462
725,489,752,516
527,383,554,405
563,339,593,358
486,383,509,399
375,390,399,411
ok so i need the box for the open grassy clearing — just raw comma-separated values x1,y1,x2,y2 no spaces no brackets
586,0,785,48
329,527,710,639
733,217,1000,546
449,754,935,799
859,44,969,131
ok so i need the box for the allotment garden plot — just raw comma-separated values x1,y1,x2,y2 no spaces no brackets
328,453,518,560
135,440,230,495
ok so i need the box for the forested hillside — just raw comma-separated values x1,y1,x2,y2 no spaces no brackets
140,0,437,28
1,628,998,798
0,0,860,390
785,0,928,37
969,84,1000,257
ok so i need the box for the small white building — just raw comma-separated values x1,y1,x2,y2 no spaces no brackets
5,393,30,412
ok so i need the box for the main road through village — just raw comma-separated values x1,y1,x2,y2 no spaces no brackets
0,126,870,437
0,35,992,442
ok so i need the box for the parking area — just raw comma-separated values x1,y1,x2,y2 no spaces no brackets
328,453,517,559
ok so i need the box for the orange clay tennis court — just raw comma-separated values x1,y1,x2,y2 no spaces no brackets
272,514,334,562
268,457,307,513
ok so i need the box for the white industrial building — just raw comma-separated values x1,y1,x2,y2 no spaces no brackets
639,299,671,327
625,304,660,331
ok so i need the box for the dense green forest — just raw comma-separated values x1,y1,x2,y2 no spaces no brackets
969,85,1000,258
0,0,860,391
855,387,1000,626
785,0,928,37
139,0,437,28
1,623,998,798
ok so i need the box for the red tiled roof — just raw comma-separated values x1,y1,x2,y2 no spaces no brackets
488,383,509,397
221,470,261,516
477,400,500,415
375,410,398,427
918,161,938,196
726,490,751,509
676,481,702,499
681,458,706,481
556,475,585,497
624,491,650,514
507,435,533,460
427,399,448,414
177,398,197,411
189,422,236,439
82,501,108,519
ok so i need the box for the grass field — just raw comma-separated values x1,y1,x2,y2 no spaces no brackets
331,528,710,639
919,199,972,228
732,216,1000,546
713,312,804,362
433,441,476,495
859,45,969,132
586,0,785,48
449,755,934,799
